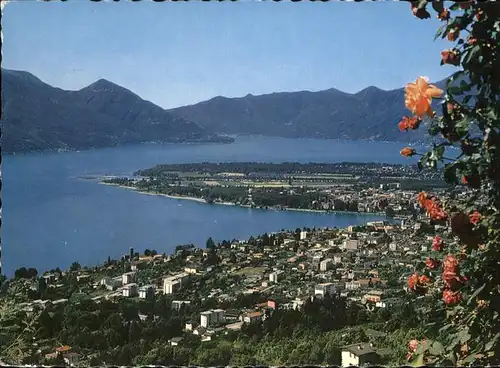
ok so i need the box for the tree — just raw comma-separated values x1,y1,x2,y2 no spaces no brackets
69,262,81,272
206,237,216,250
399,2,500,365
144,249,151,256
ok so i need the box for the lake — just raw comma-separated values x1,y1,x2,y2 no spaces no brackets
2,136,419,276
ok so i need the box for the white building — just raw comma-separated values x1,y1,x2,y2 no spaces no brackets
341,343,380,367
122,272,136,285
200,309,225,328
300,231,307,240
123,283,138,297
100,276,122,291
138,285,155,299
163,273,190,294
269,270,284,283
315,282,336,296
342,239,359,250
320,258,333,271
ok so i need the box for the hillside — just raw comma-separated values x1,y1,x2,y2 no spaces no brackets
1,69,232,154
168,80,449,142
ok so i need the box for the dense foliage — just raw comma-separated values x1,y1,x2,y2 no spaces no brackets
401,1,500,365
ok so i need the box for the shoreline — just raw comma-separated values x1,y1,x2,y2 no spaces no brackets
100,181,388,217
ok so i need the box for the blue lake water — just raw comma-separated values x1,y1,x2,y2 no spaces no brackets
2,136,420,276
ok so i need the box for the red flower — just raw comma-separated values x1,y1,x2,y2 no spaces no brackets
398,116,421,132
443,289,462,305
426,199,448,221
409,339,419,353
459,0,472,10
461,176,468,185
467,37,478,46
475,9,484,21
470,211,481,224
441,49,461,66
443,255,459,272
432,236,444,251
425,258,440,269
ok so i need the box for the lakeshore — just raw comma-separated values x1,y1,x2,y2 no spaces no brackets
100,181,390,217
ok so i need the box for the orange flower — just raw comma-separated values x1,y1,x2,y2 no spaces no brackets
447,28,460,42
443,289,462,305
398,116,421,131
432,236,444,251
405,77,443,118
470,211,481,224
408,272,419,290
419,274,432,285
425,258,440,269
438,9,450,21
417,192,430,207
441,49,461,66
400,147,416,157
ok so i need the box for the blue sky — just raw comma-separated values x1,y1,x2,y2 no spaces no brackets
3,0,454,109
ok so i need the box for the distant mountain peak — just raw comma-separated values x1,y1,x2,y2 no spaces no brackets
355,86,385,95
84,78,122,92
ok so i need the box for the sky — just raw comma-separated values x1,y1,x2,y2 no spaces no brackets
2,0,455,109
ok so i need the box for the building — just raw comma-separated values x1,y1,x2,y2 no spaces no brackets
100,276,122,291
169,337,183,346
123,283,138,297
122,272,136,285
315,282,336,296
138,285,155,300
364,290,384,303
163,273,189,294
200,309,225,328
320,258,334,271
269,270,283,283
342,239,359,250
242,311,262,324
341,342,380,367
172,300,191,311
300,231,307,240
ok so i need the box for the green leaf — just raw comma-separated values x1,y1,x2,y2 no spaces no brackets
460,80,472,92
411,353,425,367
444,163,458,184
458,329,471,344
463,95,472,105
431,1,444,14
464,45,480,65
485,333,500,351
434,24,447,41
429,341,445,356
467,283,486,305
448,86,463,95
462,353,477,364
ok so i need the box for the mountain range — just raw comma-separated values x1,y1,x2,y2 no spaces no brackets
168,79,449,142
1,69,450,154
1,69,232,154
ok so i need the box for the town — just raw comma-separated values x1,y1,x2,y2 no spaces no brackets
102,161,449,218
0,186,451,366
